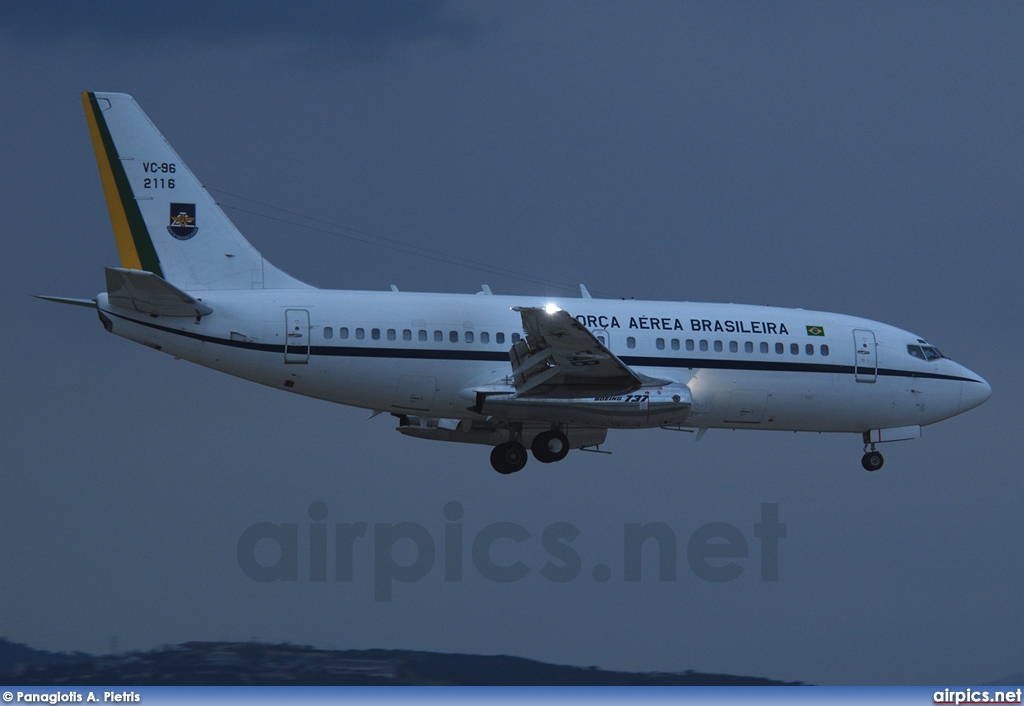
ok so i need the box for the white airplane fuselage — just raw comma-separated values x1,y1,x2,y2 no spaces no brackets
55,91,990,474
96,288,988,434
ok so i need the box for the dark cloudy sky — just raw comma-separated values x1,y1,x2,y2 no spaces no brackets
1,1,1020,686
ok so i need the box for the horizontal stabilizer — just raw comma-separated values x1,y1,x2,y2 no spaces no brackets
33,295,97,308
105,267,213,317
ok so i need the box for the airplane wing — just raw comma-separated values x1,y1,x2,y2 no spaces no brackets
104,267,213,317
509,306,657,398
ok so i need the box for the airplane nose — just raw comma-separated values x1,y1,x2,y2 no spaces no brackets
960,371,992,413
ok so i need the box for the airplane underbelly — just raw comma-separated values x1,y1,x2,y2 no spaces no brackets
303,356,496,416
686,369,889,432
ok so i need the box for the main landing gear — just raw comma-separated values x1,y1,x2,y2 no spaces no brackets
490,429,571,474
490,441,528,475
532,429,570,464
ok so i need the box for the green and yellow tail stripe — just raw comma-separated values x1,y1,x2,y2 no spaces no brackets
82,92,163,276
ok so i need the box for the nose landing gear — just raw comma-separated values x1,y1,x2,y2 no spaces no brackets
861,445,884,471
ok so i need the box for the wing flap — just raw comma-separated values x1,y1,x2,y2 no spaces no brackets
509,307,643,398
105,266,213,317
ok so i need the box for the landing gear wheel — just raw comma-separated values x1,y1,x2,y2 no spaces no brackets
861,451,884,472
491,441,528,474
532,430,570,463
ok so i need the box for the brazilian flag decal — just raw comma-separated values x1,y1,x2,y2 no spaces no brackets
806,326,825,337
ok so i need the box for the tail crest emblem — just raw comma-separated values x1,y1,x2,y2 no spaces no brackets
167,203,198,240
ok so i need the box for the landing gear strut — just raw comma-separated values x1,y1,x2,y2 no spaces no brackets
491,440,528,474
531,429,570,463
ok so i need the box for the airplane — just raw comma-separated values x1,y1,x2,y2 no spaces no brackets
39,92,992,475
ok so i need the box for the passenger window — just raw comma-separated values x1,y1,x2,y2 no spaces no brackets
760,342,768,354
433,330,442,342
656,338,665,350
805,344,814,356
418,330,427,342
402,329,412,341
714,340,723,352
481,332,490,344
496,332,506,344
627,337,636,349
729,341,738,353
775,342,784,354
745,341,753,353
511,333,521,343
323,326,333,340
387,329,396,341
355,328,365,340
821,344,829,356
449,331,458,343
371,328,380,340
699,340,708,352
340,327,349,340
465,331,474,343
671,339,680,351
686,339,695,351
790,343,799,355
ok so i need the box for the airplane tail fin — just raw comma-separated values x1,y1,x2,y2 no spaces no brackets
82,92,311,291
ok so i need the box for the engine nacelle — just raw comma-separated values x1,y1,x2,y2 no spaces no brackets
478,383,692,429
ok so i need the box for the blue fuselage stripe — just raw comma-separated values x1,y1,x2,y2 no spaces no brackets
105,310,982,384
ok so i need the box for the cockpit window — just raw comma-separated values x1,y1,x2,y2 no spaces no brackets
908,344,945,361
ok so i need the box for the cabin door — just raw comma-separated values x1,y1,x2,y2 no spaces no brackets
853,329,877,382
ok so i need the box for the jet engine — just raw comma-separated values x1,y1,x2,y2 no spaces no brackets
475,383,692,429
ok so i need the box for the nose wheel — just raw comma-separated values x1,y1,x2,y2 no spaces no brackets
861,448,884,471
